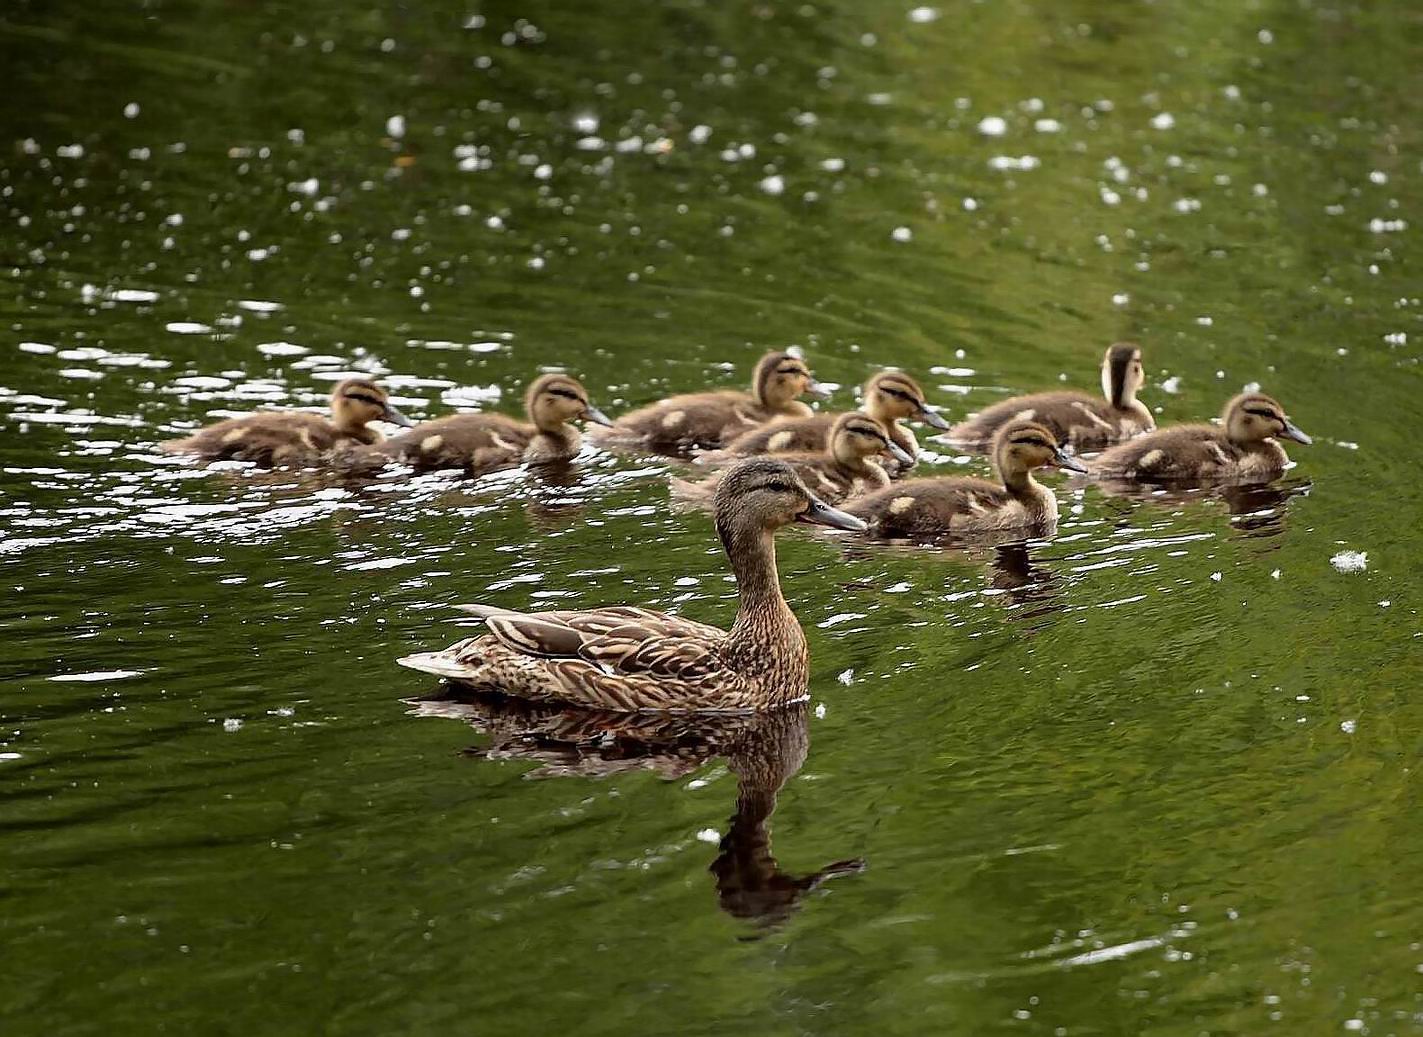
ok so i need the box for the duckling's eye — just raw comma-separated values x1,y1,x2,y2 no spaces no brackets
881,388,917,403
548,388,582,401
776,366,805,377
345,392,382,405
1243,407,1278,421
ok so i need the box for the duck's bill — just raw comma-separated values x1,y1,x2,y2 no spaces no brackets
797,497,867,532
1052,448,1091,474
584,404,615,427
805,379,833,400
1280,421,1312,445
917,404,951,431
382,403,415,427
886,439,915,464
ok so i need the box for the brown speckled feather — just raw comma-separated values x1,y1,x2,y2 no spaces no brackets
160,412,375,466
706,414,918,472
846,476,1056,538
1091,424,1290,482
947,391,1152,452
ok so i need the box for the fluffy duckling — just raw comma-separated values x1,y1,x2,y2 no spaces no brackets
702,370,948,472
944,342,1153,451
159,377,412,466
846,420,1089,537
399,458,867,711
1091,391,1310,483
672,412,912,505
592,351,829,453
375,373,611,472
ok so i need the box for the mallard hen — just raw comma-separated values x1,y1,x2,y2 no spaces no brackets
398,458,866,711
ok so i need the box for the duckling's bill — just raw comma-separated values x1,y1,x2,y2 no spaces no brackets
1280,420,1312,445
917,404,951,431
382,402,415,427
584,404,615,427
1052,446,1090,474
886,439,915,464
806,379,833,400
797,496,868,532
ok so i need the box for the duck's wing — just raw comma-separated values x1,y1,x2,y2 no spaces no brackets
1092,425,1226,479
460,604,726,681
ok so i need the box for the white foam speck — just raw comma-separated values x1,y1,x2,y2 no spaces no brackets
109,288,160,303
50,669,146,683
891,226,913,243
1330,551,1367,573
977,115,1008,137
165,322,212,335
238,300,283,313
223,718,244,732
345,557,415,571
385,114,406,139
908,6,940,22
257,342,308,357
1340,720,1357,735
1150,112,1176,130
695,828,721,843
688,124,712,144
838,668,854,685
759,174,785,196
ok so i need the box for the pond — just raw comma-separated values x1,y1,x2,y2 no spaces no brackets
2,1,1421,1033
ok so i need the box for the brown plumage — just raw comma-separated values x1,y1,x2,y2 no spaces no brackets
159,377,412,466
943,342,1154,451
701,370,948,474
671,412,910,506
1091,391,1311,483
590,351,828,453
845,420,1089,538
371,373,612,473
398,458,867,711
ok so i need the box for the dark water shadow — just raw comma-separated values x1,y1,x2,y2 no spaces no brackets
407,690,864,931
1093,477,1312,544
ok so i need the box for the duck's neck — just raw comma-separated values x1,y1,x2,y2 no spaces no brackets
1102,364,1136,410
718,521,806,686
525,423,580,462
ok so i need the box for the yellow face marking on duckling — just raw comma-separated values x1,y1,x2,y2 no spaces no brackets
889,495,916,515
222,428,246,445
661,410,686,429
420,434,444,453
767,430,795,452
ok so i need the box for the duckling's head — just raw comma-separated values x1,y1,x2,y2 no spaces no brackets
713,458,866,544
1222,392,1311,445
991,420,1089,480
829,412,914,467
330,378,413,432
1100,342,1146,408
525,373,613,432
753,351,829,408
863,370,950,430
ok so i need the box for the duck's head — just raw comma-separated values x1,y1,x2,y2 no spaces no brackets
992,420,1089,479
330,378,413,431
863,370,950,430
753,351,829,408
1100,342,1146,408
1222,392,1311,445
830,411,914,467
714,458,866,542
525,373,613,432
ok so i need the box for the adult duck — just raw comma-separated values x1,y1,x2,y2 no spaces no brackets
399,458,866,711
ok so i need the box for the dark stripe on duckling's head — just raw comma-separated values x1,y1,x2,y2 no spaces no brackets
333,377,388,405
865,370,926,406
992,419,1088,474
752,350,816,404
831,411,891,446
1102,341,1142,409
526,372,588,409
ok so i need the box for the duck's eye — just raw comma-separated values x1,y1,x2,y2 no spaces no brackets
345,392,381,405
764,480,797,494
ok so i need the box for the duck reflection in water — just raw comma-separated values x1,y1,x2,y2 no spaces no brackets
408,691,864,929
1096,477,1311,542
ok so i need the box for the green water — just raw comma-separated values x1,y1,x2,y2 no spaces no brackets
3,0,1421,1033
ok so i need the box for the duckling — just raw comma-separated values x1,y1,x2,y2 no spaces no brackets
672,412,910,506
159,377,412,466
943,342,1153,451
398,458,867,711
374,373,612,472
845,420,1089,537
1091,391,1310,483
702,370,948,472
592,351,829,453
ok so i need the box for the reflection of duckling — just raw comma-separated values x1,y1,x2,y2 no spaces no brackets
407,692,863,928
943,342,1153,451
375,373,612,472
159,378,412,466
399,459,866,711
704,370,948,473
592,351,829,453
846,421,1088,538
671,412,910,506
1091,392,1310,484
